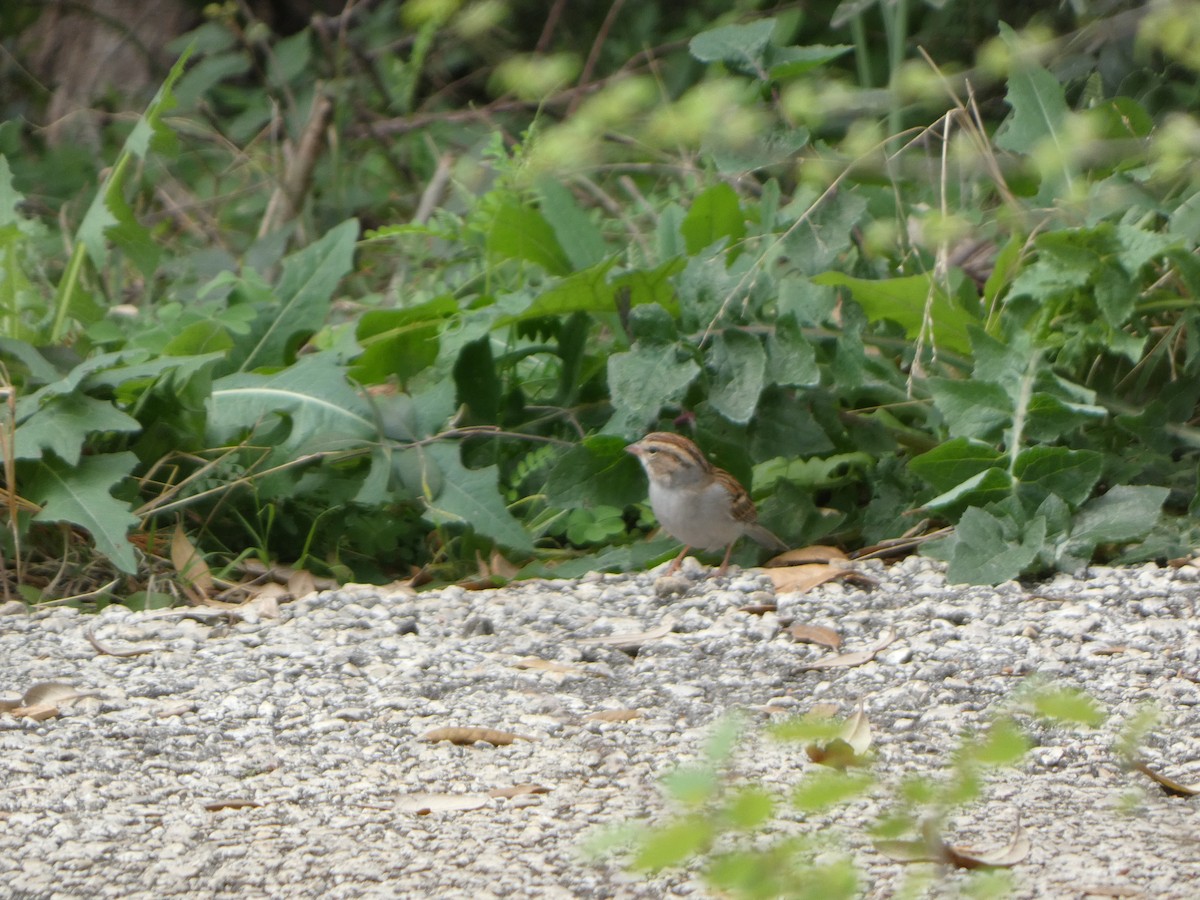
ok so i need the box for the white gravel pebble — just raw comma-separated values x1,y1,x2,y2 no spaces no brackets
1,557,1199,897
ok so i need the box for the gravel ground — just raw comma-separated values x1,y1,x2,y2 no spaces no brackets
1,556,1199,899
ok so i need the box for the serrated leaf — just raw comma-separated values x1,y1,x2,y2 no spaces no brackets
910,438,1005,493
419,442,533,552
605,343,700,438
765,316,819,387
13,394,140,466
709,329,765,424
784,191,867,276
535,177,606,270
26,452,140,573
545,435,645,508
815,271,977,356
944,507,1045,585
681,183,746,257
352,296,457,384
1068,485,1168,548
238,218,359,371
209,352,377,459
689,19,776,70
486,200,571,275
926,378,1013,440
1012,446,1102,507
923,467,1013,516
994,23,1071,178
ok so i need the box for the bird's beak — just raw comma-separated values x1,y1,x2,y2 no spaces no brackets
625,442,643,458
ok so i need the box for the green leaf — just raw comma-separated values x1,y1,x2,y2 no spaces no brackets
783,191,867,276
994,23,1072,188
353,296,457,384
765,316,819,388
418,442,534,552
709,329,766,424
926,378,1012,440
922,467,1013,516
546,435,645,508
944,506,1046,584
504,259,619,323
1012,446,1102,507
632,817,713,871
1029,685,1105,727
970,717,1032,766
486,200,571,275
723,786,775,830
791,769,874,812
766,43,854,79
689,19,776,72
536,177,607,270
910,438,1005,493
681,183,746,257
13,395,140,466
605,343,700,438
1068,485,1169,548
814,271,977,356
239,218,359,371
209,353,377,460
27,452,140,573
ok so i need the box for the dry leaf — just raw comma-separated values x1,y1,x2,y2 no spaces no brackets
585,708,643,723
87,625,163,658
876,819,1030,869
286,568,318,599
738,602,778,615
764,562,873,595
513,657,586,675
203,798,263,811
488,784,550,799
806,708,872,769
800,629,896,671
1134,760,1200,796
22,682,87,706
586,616,676,652
395,793,489,814
789,623,842,650
768,545,849,565
10,703,59,721
419,726,531,746
171,524,213,595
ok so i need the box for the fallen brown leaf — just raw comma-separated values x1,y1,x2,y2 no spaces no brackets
789,623,842,650
395,792,489,814
800,629,896,671
9,703,59,721
585,708,643,723
286,568,318,600
765,563,854,594
805,708,872,769
203,798,263,811
1134,759,1200,796
876,819,1030,869
22,682,89,706
768,545,849,565
171,524,214,598
419,726,532,746
586,616,677,652
488,784,550,799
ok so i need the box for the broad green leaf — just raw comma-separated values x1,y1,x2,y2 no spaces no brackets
943,506,1046,584
268,29,312,88
792,769,874,812
1068,485,1168,548
605,343,700,438
1030,685,1105,727
971,717,1031,766
689,19,776,71
239,218,359,371
994,22,1072,193
709,329,765,424
536,177,607,270
632,817,713,871
815,271,976,356
765,316,819,387
209,352,377,459
13,395,140,466
910,438,1005,493
1012,446,1102,507
1023,392,1106,443
766,43,854,79
546,435,645,508
723,786,775,829
503,259,619,323
26,452,140,573
926,378,1012,440
486,200,571,275
0,337,59,385
417,442,534,552
922,466,1013,516
708,126,810,174
353,296,458,384
783,191,867,276
681,183,746,257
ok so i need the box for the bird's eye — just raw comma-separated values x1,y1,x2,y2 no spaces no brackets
646,447,657,455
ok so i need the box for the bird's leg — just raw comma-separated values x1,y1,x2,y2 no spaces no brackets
666,546,691,574
717,544,735,576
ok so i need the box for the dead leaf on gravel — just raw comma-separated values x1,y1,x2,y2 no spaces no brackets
765,563,855,594
488,784,550,799
396,793,489,815
800,629,896,671
286,568,318,600
738,602,778,615
1134,759,1200,796
9,703,59,721
512,657,586,676
876,819,1030,869
23,682,89,706
585,708,643,723
806,708,872,769
203,798,263,811
789,623,842,650
768,545,849,565
171,524,213,599
586,616,677,652
419,726,532,746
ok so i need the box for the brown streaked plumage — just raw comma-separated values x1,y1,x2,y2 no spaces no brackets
626,432,786,575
